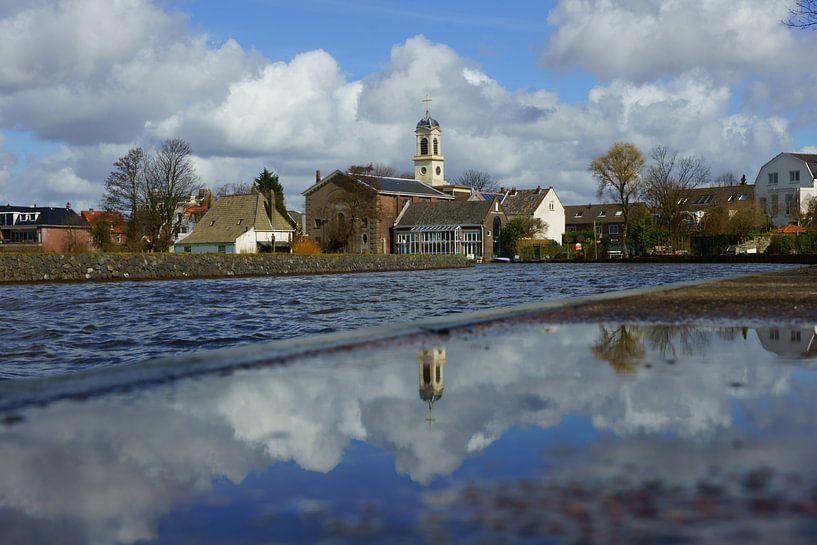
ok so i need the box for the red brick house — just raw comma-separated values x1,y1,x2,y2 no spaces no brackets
0,204,90,252
81,210,127,247
303,170,453,253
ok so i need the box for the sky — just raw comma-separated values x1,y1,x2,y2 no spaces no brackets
1,0,816,212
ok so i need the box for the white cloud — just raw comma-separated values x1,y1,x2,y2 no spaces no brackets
543,0,798,82
0,0,806,211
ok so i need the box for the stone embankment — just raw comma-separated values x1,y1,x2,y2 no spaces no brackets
0,253,471,284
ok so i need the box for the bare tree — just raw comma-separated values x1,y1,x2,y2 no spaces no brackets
644,145,710,237
592,325,645,375
713,172,738,186
102,147,145,245
143,139,201,252
453,169,498,192
589,142,646,258
347,163,396,177
215,182,252,197
786,0,817,28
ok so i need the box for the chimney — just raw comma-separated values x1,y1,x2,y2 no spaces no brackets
500,186,505,193
316,170,321,184
535,185,541,194
66,202,71,209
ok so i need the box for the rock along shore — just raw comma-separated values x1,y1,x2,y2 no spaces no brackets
0,253,471,284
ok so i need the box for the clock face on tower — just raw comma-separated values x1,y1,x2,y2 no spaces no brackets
421,167,427,175
436,166,441,175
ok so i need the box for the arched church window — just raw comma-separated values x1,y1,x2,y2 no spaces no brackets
337,212,346,225
420,137,429,155
433,138,439,155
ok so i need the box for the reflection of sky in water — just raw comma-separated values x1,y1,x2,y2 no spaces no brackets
1,323,817,544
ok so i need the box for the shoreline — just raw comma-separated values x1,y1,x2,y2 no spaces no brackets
0,253,471,285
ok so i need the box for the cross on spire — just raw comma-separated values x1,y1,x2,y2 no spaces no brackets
422,94,432,117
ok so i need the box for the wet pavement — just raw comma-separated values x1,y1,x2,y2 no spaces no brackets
2,267,817,544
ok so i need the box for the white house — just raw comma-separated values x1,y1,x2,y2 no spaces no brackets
754,152,817,226
173,191,294,253
499,186,565,244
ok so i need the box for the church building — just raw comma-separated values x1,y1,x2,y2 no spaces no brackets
302,100,508,256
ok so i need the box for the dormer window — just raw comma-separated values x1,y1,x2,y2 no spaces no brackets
598,210,606,217
209,220,215,227
615,211,622,216
575,211,583,217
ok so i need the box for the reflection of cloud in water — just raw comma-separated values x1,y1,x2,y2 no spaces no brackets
0,323,814,544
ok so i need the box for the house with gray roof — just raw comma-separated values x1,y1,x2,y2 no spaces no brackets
500,186,565,244
302,169,453,254
393,198,506,260
0,204,90,252
754,152,817,226
173,191,293,254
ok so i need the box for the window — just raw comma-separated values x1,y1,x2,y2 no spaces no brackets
608,224,620,235
768,172,778,185
792,330,802,342
790,170,800,183
463,229,482,257
433,138,439,155
771,194,779,215
785,193,794,215
574,211,583,217
759,197,767,214
769,328,779,341
738,194,749,201
567,226,577,232
314,218,322,228
727,195,736,202
436,166,441,175
184,246,191,253
362,233,368,245
598,210,606,217
615,211,622,216
209,220,215,227
694,194,714,204
677,197,688,205
218,245,226,253
549,202,554,211
420,137,429,155
236,219,243,225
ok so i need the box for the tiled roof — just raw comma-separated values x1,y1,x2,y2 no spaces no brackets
302,170,454,199
501,188,552,216
788,153,817,176
81,210,126,233
682,184,754,211
396,200,497,227
564,203,644,225
0,205,88,227
354,174,453,198
180,192,293,245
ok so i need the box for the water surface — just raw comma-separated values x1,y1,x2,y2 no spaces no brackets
0,262,793,378
1,320,815,544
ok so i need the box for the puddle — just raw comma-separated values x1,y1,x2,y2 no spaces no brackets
1,322,817,544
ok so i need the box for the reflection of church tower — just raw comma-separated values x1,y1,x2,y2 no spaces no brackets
414,95,445,187
418,347,446,422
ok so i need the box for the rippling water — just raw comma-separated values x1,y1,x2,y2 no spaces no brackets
0,262,792,379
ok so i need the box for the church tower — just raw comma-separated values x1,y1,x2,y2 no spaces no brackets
414,96,445,186
418,347,446,423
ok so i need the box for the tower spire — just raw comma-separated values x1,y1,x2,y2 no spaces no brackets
422,94,432,118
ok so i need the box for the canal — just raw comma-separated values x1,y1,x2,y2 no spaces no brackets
0,262,793,378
